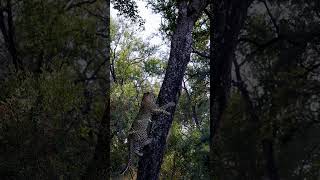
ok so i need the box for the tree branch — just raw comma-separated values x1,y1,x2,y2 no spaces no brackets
261,0,279,34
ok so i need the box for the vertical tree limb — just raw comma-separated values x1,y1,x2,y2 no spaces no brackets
209,0,253,178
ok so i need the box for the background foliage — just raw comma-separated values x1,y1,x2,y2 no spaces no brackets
0,0,108,179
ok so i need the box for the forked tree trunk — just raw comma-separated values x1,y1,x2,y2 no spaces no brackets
136,0,208,179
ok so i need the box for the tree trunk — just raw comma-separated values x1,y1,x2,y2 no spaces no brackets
209,0,253,178
136,1,208,179
82,1,110,179
0,0,22,71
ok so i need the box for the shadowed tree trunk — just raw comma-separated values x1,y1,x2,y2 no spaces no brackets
82,103,110,179
208,0,253,178
82,1,110,179
136,0,208,179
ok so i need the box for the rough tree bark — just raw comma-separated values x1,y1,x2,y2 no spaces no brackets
136,0,208,179
209,0,253,178
81,1,110,179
